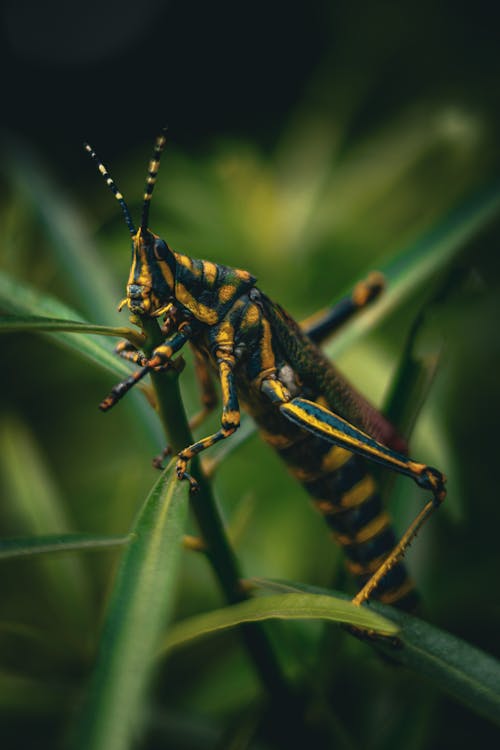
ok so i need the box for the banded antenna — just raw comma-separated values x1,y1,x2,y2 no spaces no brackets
84,142,137,236
140,127,168,232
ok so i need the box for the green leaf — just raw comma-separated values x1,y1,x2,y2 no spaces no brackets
253,578,500,727
0,271,161,443
159,592,399,656
379,607,500,729
0,533,129,561
328,181,500,358
0,313,142,343
0,270,133,379
0,417,94,640
72,462,189,750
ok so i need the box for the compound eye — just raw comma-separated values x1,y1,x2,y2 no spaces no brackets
154,238,170,260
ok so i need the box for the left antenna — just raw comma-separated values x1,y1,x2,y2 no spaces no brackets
84,142,137,236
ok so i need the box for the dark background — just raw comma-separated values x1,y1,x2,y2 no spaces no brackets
3,0,500,167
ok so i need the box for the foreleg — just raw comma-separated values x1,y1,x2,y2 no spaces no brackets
176,341,240,490
115,340,148,367
100,330,189,411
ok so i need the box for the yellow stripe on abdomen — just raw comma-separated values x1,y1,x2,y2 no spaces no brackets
339,475,377,509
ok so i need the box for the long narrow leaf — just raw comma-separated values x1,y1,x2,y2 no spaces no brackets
159,593,399,657
0,270,132,378
0,313,141,342
0,271,160,441
327,181,500,358
379,606,500,729
253,578,500,727
72,462,189,750
0,533,129,561
0,417,94,640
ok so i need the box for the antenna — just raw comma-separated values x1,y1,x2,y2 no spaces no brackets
84,142,137,236
140,127,168,232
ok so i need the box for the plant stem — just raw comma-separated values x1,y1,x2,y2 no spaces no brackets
140,317,294,703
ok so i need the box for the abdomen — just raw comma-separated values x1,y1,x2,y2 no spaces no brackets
242,381,418,611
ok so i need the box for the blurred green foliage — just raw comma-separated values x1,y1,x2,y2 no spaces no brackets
2,3,500,747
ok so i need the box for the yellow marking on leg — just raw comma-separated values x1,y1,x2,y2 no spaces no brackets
352,271,385,306
220,363,232,403
284,402,413,475
152,301,174,318
214,321,235,349
340,475,377,508
222,409,240,427
259,375,290,401
155,344,174,360
260,317,276,370
352,498,437,606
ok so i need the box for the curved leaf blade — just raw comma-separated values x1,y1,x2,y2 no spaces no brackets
0,313,141,343
328,181,500,358
0,271,161,441
72,463,189,750
0,270,132,378
379,607,500,728
253,578,500,727
159,592,399,656
0,417,94,639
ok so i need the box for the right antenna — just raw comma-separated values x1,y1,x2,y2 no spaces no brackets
140,127,168,233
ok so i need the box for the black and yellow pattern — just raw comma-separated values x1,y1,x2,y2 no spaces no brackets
84,142,136,236
141,128,168,232
88,131,447,613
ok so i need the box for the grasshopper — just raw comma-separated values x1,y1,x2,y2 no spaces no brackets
85,130,446,610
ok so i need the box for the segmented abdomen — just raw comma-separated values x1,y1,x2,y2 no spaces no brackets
258,418,418,611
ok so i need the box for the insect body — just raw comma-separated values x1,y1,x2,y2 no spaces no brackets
85,131,446,610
